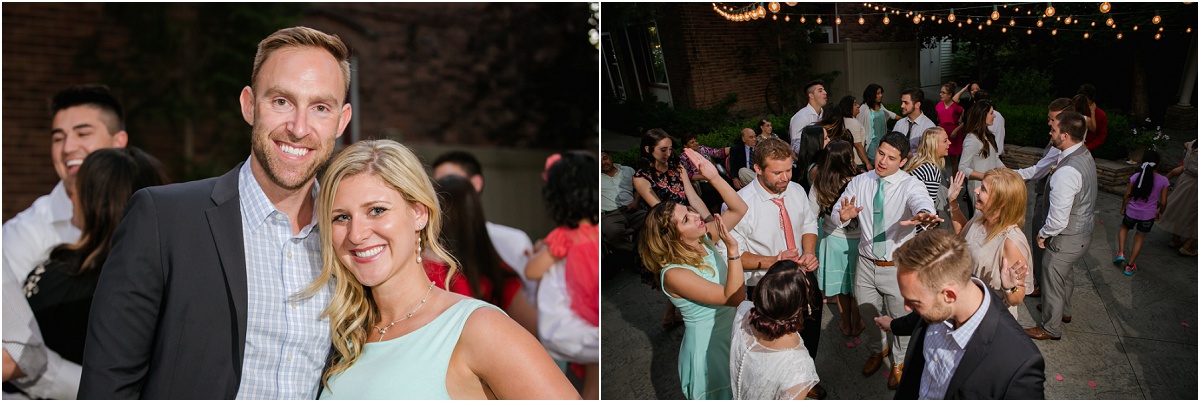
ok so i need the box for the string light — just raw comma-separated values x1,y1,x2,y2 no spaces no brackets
1106,17,1114,27
986,19,993,26
1090,21,1096,27
913,14,921,24
1044,3,1056,17
948,9,956,22
978,24,984,30
1083,32,1089,38
1064,16,1072,25
785,15,790,22
958,22,963,28
1159,26,1165,32
991,5,1000,20
816,16,822,24
1155,33,1162,39
1002,26,1008,33
1027,29,1033,34
883,14,890,24
858,14,865,25
773,14,777,21
1009,19,1016,26
1189,27,1193,33
836,15,842,25
800,15,806,23
1100,2,1111,13
1117,32,1123,39
786,2,797,6
1152,14,1161,24
1037,19,1044,27
1052,28,1058,35
768,2,780,13
967,17,973,24
1133,25,1139,31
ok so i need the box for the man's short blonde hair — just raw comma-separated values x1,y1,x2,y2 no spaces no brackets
251,26,352,102
894,229,972,292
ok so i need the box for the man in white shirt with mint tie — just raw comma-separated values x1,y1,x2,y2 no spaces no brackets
831,132,942,390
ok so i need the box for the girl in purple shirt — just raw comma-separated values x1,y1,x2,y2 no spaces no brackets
1114,150,1170,275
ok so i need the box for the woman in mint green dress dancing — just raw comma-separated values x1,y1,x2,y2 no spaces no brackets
639,148,749,399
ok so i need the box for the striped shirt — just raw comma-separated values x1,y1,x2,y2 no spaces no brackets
236,161,332,399
909,162,942,204
919,277,991,400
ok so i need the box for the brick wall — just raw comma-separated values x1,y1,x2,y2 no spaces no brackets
659,4,779,115
3,4,597,222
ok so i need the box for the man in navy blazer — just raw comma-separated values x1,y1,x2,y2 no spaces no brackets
876,229,1044,400
78,26,353,399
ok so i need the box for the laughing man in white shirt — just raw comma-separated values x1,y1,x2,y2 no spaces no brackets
830,132,942,390
789,80,827,156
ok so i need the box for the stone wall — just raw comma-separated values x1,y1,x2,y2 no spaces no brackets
1001,144,1139,195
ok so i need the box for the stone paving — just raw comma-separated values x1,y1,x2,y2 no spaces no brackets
600,129,1198,400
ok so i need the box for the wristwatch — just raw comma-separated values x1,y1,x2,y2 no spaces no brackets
1006,285,1020,294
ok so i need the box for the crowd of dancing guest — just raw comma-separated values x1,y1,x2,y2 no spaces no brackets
620,77,1200,400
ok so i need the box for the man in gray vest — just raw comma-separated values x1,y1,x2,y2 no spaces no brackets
1025,111,1096,341
1015,97,1074,298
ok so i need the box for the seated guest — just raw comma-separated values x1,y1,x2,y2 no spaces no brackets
725,128,759,190
526,152,600,399
306,140,577,399
680,133,731,213
24,147,167,365
946,168,1034,318
426,175,536,335
876,229,1044,399
730,260,821,400
639,148,749,399
601,149,645,275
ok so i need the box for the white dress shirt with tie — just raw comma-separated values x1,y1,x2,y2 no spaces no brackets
893,114,936,156
730,179,818,286
830,170,935,261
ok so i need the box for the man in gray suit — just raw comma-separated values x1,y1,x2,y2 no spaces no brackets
1025,111,1096,341
79,26,353,398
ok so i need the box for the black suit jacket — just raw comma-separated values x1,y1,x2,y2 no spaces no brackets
80,165,248,399
891,285,1045,400
726,138,753,175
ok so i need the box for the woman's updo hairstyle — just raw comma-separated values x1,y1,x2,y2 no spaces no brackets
747,260,819,341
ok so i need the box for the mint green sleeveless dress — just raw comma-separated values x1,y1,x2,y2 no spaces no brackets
318,299,502,400
660,242,734,400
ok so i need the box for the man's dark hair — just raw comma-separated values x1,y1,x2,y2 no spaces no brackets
1077,83,1097,103
901,87,924,110
804,80,825,98
432,151,483,178
50,84,125,132
880,132,911,159
1048,97,1073,112
1055,111,1087,142
972,89,990,103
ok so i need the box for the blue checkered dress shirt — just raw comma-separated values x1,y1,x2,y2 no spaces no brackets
235,161,332,399
919,277,991,400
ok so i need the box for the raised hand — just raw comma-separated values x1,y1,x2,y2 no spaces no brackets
682,148,719,181
838,196,863,222
999,256,1028,291
713,213,738,254
899,211,944,227
948,171,966,204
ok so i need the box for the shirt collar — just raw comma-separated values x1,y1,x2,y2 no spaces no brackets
48,181,75,224
938,277,991,349
1057,142,1084,164
238,158,320,236
751,176,787,201
876,169,910,185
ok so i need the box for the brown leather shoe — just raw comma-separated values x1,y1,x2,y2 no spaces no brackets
862,346,888,377
806,383,827,400
887,364,903,390
1025,326,1061,340
1036,304,1071,323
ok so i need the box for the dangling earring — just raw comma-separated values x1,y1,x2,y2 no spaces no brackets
415,236,423,265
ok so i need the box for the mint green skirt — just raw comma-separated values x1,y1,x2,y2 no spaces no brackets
817,232,859,296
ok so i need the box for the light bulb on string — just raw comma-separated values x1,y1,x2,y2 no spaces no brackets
1188,27,1193,33
786,2,797,6
991,5,1000,20
1152,14,1161,24
1100,2,1111,13
1052,28,1058,35
1091,21,1096,27
1155,33,1162,40
785,15,790,22
1037,19,1044,27
1117,32,1123,39
978,24,983,30
1027,28,1033,34
1083,32,1089,39
1044,3,1056,17
958,22,963,28
816,16,822,24
1014,6,1020,12
1010,19,1016,26
800,15,806,23
986,19,992,26
1002,26,1008,33
948,9,956,22
883,15,890,24
913,14,921,24
858,14,865,25
1064,16,1071,25
1106,18,1114,27
1133,25,1139,31
836,16,842,25
769,2,780,13
773,14,777,21
967,17,973,24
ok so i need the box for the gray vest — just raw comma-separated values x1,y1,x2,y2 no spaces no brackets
1037,145,1097,236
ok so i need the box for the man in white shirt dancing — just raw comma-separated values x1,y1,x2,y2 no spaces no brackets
831,132,942,390
789,80,827,155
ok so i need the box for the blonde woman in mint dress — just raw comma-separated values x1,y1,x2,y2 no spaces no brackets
639,148,749,399
302,140,578,399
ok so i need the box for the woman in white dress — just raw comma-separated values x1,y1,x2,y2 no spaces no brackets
730,261,820,400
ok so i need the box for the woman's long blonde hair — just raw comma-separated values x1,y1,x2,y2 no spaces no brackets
979,168,1026,242
905,127,947,172
296,139,457,387
637,201,713,276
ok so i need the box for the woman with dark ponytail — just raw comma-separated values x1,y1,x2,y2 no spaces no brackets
1114,150,1170,275
730,260,821,400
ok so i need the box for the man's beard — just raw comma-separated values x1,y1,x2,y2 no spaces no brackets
250,125,333,191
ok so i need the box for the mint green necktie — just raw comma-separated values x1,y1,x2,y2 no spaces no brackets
873,178,886,258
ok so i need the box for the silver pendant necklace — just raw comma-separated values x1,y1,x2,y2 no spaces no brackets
373,281,435,342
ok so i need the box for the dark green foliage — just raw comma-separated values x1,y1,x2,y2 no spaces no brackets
994,102,1127,161
995,68,1054,106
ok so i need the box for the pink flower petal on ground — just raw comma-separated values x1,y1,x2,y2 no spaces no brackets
847,342,855,348
883,370,890,378
1088,381,1097,388
1055,374,1064,381
1182,322,1190,327
855,337,862,345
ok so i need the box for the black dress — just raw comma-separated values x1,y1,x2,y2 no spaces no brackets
23,248,100,365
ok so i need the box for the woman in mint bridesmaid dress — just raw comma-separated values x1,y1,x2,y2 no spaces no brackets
299,140,578,400
639,148,750,399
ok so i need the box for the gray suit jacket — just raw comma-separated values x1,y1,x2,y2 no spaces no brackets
80,165,248,399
